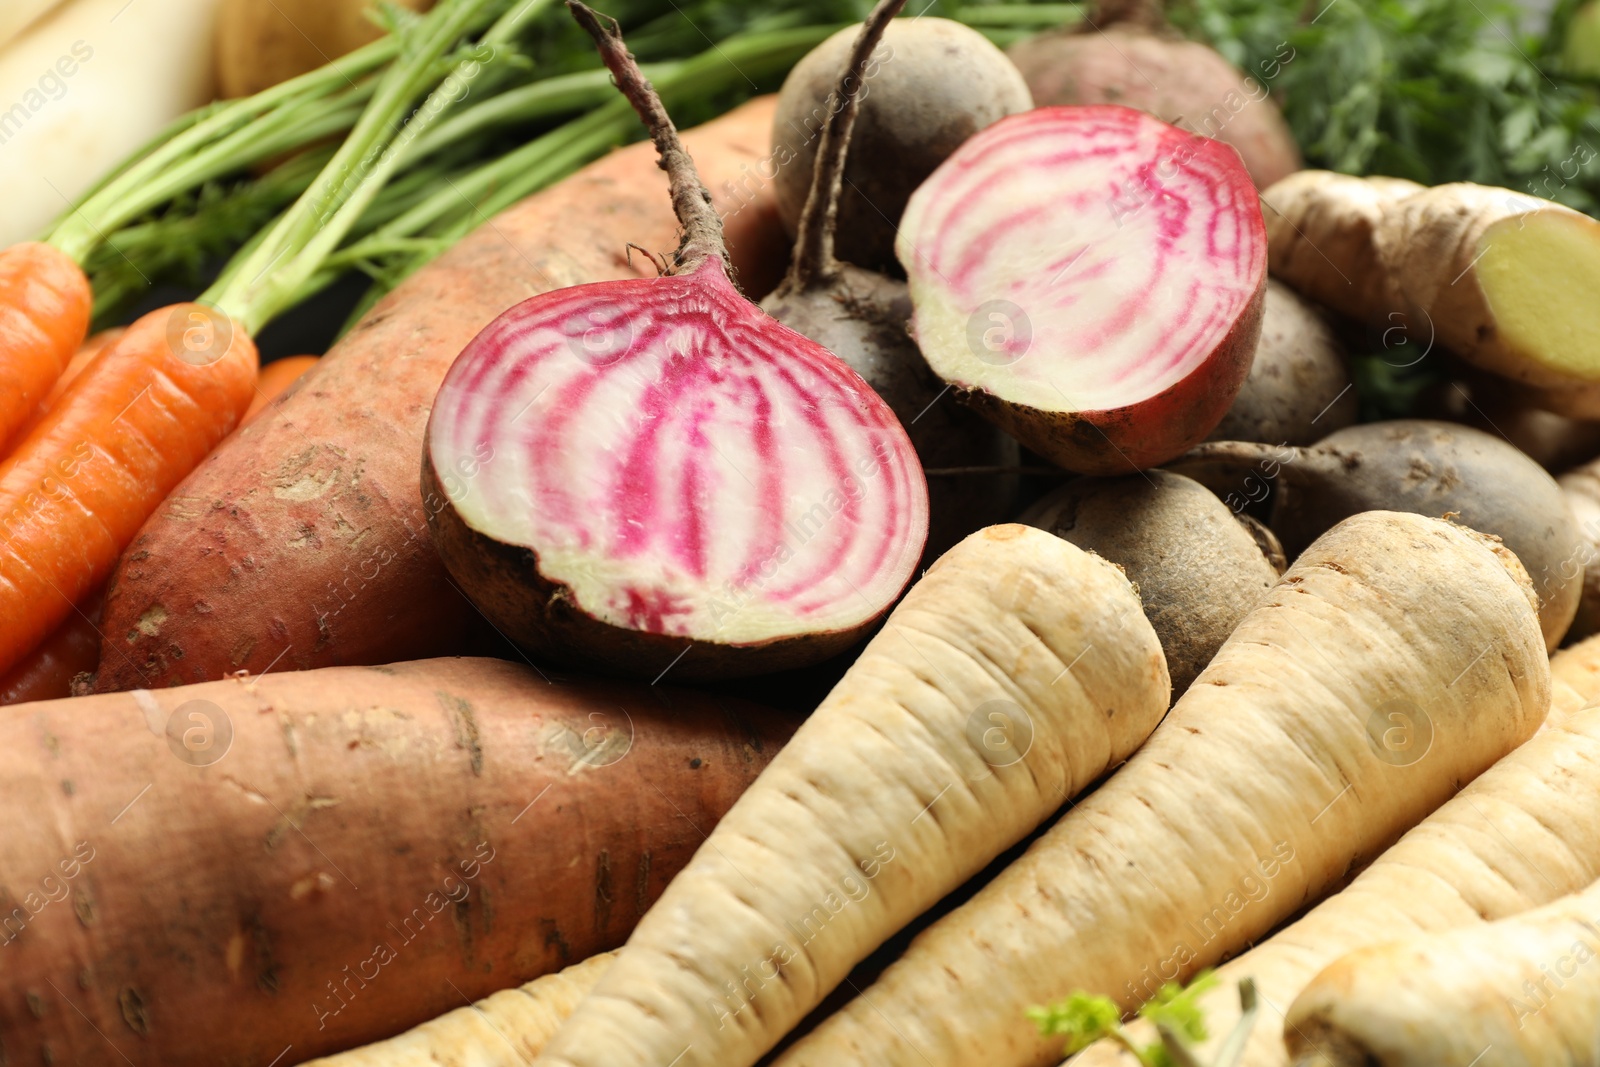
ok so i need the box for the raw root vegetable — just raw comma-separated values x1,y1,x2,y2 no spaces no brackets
300,952,612,1066
1207,279,1355,446
1072,635,1600,1067
424,4,927,681
243,353,320,425
3,326,121,456
898,105,1267,475
216,0,434,97
0,304,258,678
1284,880,1600,1067
1259,171,1422,324
0,243,92,448
1021,470,1277,697
1560,462,1600,640
1423,375,1600,472
770,17,1031,273
534,524,1171,1067
1265,172,1600,416
94,97,790,693
0,658,795,1064
774,511,1550,1067
1007,0,1301,190
1184,420,1585,650
760,0,1015,564
0,585,102,705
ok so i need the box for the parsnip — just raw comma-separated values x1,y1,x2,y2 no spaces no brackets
776,512,1550,1067
534,525,1172,1067
1070,633,1600,1067
1285,879,1600,1066
298,953,612,1067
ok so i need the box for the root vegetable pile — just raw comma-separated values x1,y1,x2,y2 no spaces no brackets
773,511,1548,1067
759,0,1015,564
533,523,1171,1067
424,4,927,681
897,104,1267,474
1185,420,1585,649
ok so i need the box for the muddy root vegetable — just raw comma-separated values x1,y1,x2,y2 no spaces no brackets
898,105,1266,475
1007,0,1301,190
301,952,613,1067
770,18,1031,273
1266,172,1600,415
1021,470,1277,696
1185,420,1584,649
1072,635,1600,1067
425,4,927,681
0,658,794,1065
774,511,1549,1067
1560,462,1600,640
1208,279,1355,446
93,98,790,693
759,0,1015,564
533,524,1171,1067
1284,879,1600,1067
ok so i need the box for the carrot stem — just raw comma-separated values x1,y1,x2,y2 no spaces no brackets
206,0,527,334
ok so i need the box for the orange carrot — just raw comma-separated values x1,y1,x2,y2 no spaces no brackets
0,585,103,705
0,244,91,448
242,353,319,425
4,328,125,456
0,305,258,676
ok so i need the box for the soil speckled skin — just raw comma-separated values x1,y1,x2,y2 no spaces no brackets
771,19,1031,273
0,657,795,1066
1022,469,1279,696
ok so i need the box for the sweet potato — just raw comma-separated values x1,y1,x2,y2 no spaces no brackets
93,97,789,693
0,657,793,1064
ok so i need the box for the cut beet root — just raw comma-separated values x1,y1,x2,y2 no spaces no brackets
897,104,1267,474
425,6,927,682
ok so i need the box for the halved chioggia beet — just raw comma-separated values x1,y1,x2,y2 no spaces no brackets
423,1,929,682
896,104,1268,474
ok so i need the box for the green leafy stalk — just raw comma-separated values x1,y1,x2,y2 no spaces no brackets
206,0,519,333
1030,972,1262,1067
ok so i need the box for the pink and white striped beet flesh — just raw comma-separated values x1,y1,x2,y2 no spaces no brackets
425,256,929,680
897,104,1268,474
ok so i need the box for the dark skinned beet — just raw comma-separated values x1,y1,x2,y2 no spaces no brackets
759,0,1016,564
1022,469,1279,696
1184,420,1583,650
423,5,929,682
770,17,1031,274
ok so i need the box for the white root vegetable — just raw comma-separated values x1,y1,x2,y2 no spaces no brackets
775,511,1550,1067
1285,879,1600,1066
1070,634,1600,1067
534,525,1171,1067
0,0,221,245
297,953,613,1067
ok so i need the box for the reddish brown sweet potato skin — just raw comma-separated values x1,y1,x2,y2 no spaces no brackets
95,98,788,692
0,657,794,1064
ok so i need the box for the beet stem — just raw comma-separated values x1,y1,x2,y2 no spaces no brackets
567,0,728,274
786,0,908,291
